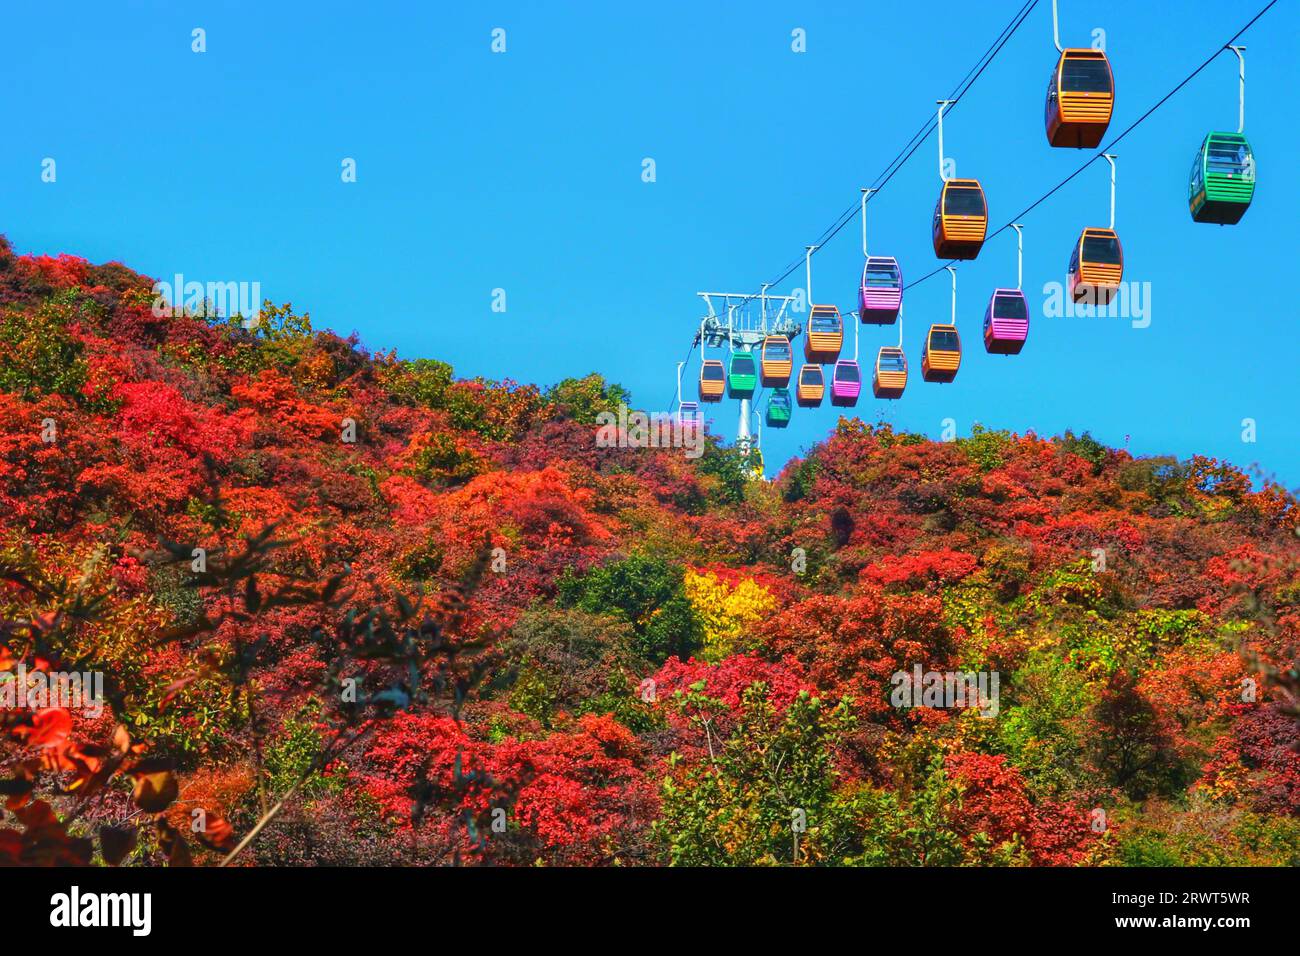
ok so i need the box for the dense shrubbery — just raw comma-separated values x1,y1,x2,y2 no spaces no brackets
0,235,1296,866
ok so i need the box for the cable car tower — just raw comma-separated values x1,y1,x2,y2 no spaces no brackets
694,287,801,473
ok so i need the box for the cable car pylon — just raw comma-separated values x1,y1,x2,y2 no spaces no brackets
693,287,802,475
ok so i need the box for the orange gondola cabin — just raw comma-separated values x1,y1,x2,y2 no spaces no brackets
932,179,987,260
1067,227,1123,305
921,324,961,383
872,346,908,400
698,359,725,402
760,335,793,387
795,364,824,407
1045,49,1114,149
803,305,844,363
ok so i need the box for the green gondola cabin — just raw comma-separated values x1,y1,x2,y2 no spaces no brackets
727,352,758,399
1189,132,1255,225
765,388,792,428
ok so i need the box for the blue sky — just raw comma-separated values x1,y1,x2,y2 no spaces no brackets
2,0,1296,484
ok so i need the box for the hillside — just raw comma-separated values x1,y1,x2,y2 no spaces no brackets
0,236,1297,867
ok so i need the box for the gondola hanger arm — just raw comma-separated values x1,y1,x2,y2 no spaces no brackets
936,100,956,183
804,245,818,305
1228,45,1246,133
860,188,872,258
1102,154,1118,230
1010,223,1025,291
945,266,957,325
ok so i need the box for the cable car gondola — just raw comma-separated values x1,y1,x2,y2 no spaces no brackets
921,324,961,383
1044,3,1114,148
765,388,792,428
830,360,861,407
803,305,844,363
727,351,757,399
984,225,1029,355
795,364,824,407
1045,49,1114,148
983,289,1030,355
759,335,793,387
857,193,903,324
932,179,987,260
873,347,908,399
1068,227,1122,305
1069,157,1123,305
698,359,725,402
859,257,903,324
1190,47,1254,225
1190,132,1255,225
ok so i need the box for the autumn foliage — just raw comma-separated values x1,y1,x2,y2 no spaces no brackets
1,235,1298,867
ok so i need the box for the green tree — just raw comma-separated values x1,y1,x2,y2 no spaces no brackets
558,555,703,663
780,455,821,503
0,297,88,398
214,300,314,372
499,609,654,730
405,432,485,487
955,422,1012,472
838,762,970,866
391,357,455,409
996,652,1094,799
545,372,631,425
695,439,751,505
1059,429,1108,471
1085,671,1190,800
657,685,858,865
